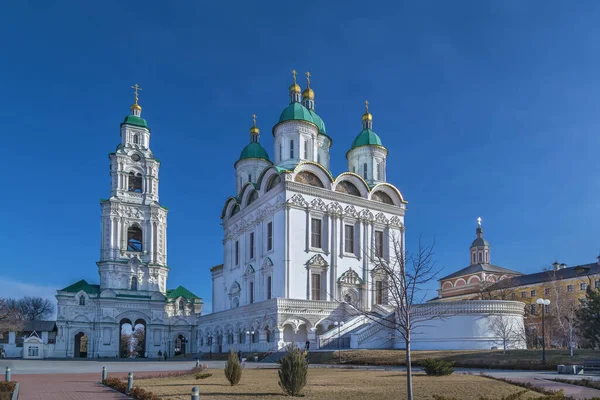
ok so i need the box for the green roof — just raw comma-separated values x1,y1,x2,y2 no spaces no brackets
308,110,326,134
59,279,100,295
238,142,270,162
122,115,149,129
351,128,384,149
166,286,201,300
278,102,314,125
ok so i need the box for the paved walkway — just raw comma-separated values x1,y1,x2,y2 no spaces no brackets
5,360,600,400
15,372,131,400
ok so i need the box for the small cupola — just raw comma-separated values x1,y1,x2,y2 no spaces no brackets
470,217,490,265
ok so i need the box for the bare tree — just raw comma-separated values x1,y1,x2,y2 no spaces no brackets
479,277,520,301
360,234,441,400
5,297,55,321
488,314,525,353
0,299,22,333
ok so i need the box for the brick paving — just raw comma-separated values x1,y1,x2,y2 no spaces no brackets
14,372,133,400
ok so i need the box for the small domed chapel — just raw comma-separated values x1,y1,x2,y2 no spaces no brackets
198,71,409,352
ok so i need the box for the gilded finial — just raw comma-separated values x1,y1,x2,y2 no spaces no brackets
362,100,372,122
250,113,260,136
131,84,142,105
130,83,143,113
477,217,482,227
289,69,301,94
302,71,315,101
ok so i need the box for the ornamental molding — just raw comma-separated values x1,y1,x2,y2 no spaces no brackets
338,268,363,285
390,216,402,227
344,205,358,218
375,212,389,224
306,254,328,268
309,198,327,212
224,195,286,239
285,181,406,215
360,209,374,221
288,194,308,208
327,201,343,216
261,257,274,270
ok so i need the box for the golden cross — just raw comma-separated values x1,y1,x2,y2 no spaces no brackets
291,69,297,83
305,71,311,87
365,100,369,112
131,83,142,104
252,113,257,126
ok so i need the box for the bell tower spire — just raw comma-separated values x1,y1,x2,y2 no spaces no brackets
470,217,490,265
130,83,143,117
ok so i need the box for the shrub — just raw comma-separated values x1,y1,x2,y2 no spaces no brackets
224,348,242,386
103,377,127,393
195,372,213,380
0,381,16,393
129,386,160,400
278,345,308,396
421,358,455,376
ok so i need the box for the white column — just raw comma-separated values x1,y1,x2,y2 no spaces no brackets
307,265,312,300
330,215,338,301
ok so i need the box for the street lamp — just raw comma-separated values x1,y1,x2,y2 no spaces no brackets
334,321,345,364
536,298,551,363
246,331,255,355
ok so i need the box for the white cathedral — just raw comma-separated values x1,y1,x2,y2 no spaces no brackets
195,72,526,354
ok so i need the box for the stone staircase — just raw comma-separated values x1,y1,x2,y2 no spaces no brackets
259,351,287,363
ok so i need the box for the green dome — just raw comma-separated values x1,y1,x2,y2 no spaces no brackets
308,110,327,134
351,129,384,149
239,142,270,161
122,115,149,129
278,102,314,125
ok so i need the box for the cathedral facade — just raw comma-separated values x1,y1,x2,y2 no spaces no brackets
196,73,409,353
53,90,202,359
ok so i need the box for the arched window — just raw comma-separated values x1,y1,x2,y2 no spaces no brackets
178,299,184,310
133,134,139,144
79,295,85,306
127,226,143,252
279,142,283,162
131,276,138,291
303,139,308,159
375,162,381,180
290,140,294,158
128,172,142,193
478,251,483,263
363,163,368,178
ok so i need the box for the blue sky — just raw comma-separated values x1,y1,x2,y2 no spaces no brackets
1,1,599,311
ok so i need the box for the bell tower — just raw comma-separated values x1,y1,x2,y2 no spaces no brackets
97,85,169,294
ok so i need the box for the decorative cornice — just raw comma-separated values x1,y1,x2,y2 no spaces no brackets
285,181,406,216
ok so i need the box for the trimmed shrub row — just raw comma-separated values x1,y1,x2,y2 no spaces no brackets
102,377,159,400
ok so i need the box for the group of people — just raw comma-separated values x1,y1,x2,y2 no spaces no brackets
0,346,4,359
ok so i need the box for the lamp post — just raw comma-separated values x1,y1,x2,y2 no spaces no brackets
334,321,344,364
247,331,255,355
536,298,551,363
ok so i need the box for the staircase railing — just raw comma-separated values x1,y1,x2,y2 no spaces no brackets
318,315,368,349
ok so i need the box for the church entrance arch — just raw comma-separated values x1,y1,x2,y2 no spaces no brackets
74,332,88,358
175,334,187,356
294,325,308,344
120,318,147,358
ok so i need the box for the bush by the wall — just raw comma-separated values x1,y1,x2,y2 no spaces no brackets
224,348,242,386
102,377,159,400
421,358,455,376
278,345,308,396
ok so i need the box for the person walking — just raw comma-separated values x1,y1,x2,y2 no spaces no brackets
305,339,310,352
238,350,242,362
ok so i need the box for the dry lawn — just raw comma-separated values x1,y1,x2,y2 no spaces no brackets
136,368,545,400
336,349,599,369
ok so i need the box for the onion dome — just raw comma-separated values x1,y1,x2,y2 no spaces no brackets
350,101,385,150
239,142,270,161
238,114,270,162
121,83,149,129
278,102,315,124
308,110,327,134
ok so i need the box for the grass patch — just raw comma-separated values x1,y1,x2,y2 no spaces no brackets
335,349,599,370
134,368,550,399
